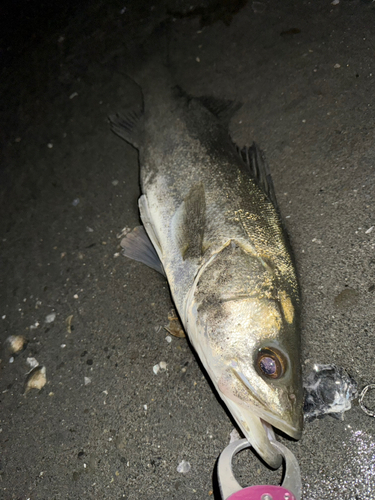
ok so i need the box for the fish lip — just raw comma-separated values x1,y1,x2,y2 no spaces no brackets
230,365,303,440
259,408,303,440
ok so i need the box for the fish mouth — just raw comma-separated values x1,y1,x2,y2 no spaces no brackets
221,393,301,469
219,367,302,468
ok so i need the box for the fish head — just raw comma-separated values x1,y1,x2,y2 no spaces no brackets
185,241,303,468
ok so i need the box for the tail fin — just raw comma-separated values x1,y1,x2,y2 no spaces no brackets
111,19,172,86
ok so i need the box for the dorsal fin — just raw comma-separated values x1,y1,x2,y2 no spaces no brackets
237,142,279,210
195,96,242,126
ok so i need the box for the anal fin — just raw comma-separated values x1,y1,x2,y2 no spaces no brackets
121,226,165,276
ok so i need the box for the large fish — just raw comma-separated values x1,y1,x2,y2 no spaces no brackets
110,66,303,468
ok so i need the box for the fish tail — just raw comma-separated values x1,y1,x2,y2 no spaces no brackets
114,19,173,87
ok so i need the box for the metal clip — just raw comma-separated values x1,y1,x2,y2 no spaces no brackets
218,438,302,500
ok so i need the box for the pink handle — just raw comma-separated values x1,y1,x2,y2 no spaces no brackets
228,485,296,500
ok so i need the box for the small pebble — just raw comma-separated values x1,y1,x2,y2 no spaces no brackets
25,366,47,394
334,63,341,69
26,357,39,370
365,226,374,234
45,312,56,323
165,335,172,343
72,198,80,206
177,460,191,473
47,143,53,149
159,361,167,371
84,377,92,385
69,92,78,99
6,335,27,354
112,180,119,186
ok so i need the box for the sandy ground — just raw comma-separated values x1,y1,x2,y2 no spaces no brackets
0,1,374,499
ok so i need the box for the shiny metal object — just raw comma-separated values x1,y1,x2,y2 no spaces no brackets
218,438,302,500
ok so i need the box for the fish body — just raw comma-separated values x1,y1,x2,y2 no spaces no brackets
111,68,303,468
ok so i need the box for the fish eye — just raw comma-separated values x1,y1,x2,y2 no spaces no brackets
256,347,285,379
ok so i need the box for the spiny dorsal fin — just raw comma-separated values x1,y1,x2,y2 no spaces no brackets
195,96,242,126
177,182,206,260
237,142,279,211
109,108,143,149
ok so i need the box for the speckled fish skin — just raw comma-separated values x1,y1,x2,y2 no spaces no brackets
113,69,303,468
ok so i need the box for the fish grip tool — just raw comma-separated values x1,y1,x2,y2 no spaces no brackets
218,438,302,500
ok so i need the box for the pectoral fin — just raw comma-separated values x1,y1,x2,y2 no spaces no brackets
121,226,165,276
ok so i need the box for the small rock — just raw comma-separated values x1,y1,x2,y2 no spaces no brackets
6,335,27,354
25,366,47,394
45,312,56,323
26,357,39,371
159,361,167,371
177,460,191,473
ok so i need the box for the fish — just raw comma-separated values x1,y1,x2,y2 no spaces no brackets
110,65,303,469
